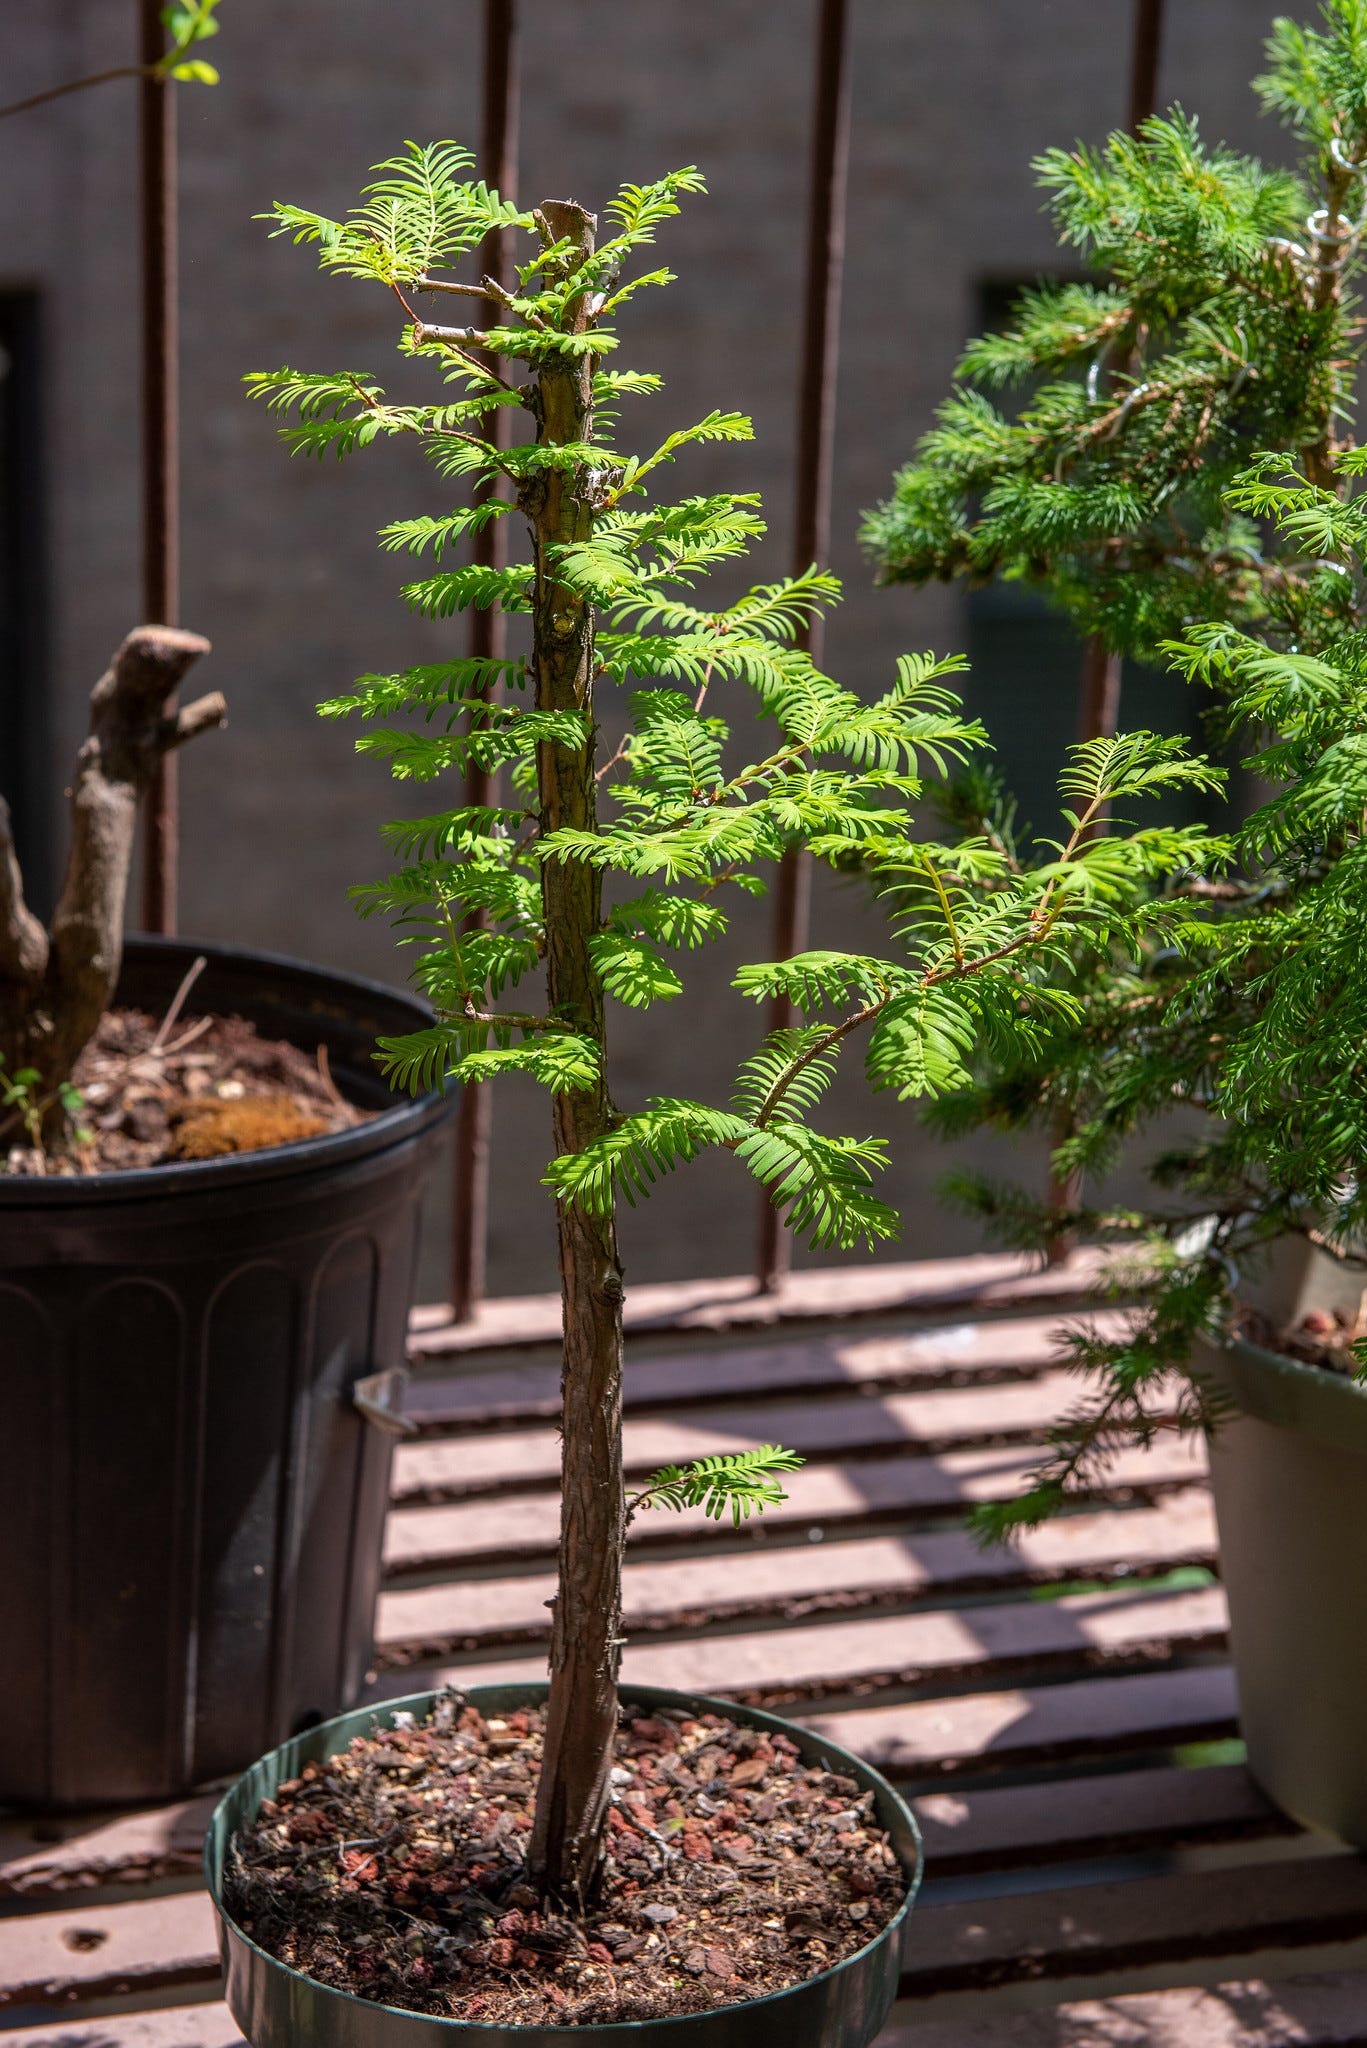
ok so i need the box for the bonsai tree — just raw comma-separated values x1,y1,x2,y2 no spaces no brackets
853,6,1367,1531
940,460,1367,1532
863,0,1367,666
0,627,222,1146
251,146,1216,1900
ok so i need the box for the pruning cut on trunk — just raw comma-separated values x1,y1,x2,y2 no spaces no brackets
253,146,1215,1901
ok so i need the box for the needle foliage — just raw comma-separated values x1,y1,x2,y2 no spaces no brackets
861,5,1367,1536
864,1,1367,665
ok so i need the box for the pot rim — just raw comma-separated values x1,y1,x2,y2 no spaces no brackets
0,934,454,1207
1198,1326,1367,1454
205,1681,923,2039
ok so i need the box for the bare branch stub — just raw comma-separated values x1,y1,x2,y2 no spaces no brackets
0,625,223,1135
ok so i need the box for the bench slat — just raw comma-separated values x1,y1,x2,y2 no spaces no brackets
0,1889,219,2009
880,1968,1367,2046
910,1762,1289,1874
2,2003,245,2047
408,1255,1105,1360
802,1662,1239,1777
403,1313,1127,1435
377,1498,1217,1658
0,1798,215,1899
898,1851,1367,1998
392,1373,1190,1502
373,1583,1227,1709
379,1441,1205,1581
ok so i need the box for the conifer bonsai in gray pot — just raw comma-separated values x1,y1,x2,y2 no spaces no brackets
205,142,1215,2041
861,2,1367,1848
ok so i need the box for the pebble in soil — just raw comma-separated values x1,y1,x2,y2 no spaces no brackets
224,1694,908,2027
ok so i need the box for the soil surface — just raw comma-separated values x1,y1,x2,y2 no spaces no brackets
4,1006,369,1176
224,1694,908,2027
1237,1303,1367,1380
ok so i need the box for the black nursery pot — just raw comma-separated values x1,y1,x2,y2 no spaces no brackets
206,1683,923,2048
0,936,454,1810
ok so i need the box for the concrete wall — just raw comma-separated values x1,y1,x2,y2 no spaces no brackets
2,1,1290,1297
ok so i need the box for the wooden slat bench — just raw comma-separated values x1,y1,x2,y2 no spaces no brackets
5,1252,1367,2047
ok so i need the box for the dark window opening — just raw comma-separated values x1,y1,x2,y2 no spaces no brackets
961,278,1226,841
0,291,51,913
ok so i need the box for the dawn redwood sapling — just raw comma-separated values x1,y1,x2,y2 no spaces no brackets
250,148,1215,1901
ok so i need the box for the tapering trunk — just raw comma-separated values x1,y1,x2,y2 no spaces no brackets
523,200,626,1905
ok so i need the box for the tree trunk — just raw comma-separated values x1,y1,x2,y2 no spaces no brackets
523,201,626,1905
0,625,221,1139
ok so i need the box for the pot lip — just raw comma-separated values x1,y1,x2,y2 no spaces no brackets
205,1681,923,2038
0,934,454,1207
1202,1325,1367,1394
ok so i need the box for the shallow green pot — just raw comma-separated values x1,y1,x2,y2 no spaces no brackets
1198,1331,1367,1846
206,1683,922,2048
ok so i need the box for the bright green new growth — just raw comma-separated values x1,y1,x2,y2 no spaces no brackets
863,1,1367,665
156,2,223,86
248,146,1216,1553
629,1447,805,1527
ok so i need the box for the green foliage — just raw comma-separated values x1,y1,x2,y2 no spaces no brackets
251,145,1216,1264
156,0,222,85
941,456,1367,1529
0,1065,91,1154
864,4,1367,662
629,1446,805,1527
852,3,1367,1539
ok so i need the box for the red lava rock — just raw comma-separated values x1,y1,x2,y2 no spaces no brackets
629,1718,677,1747
283,1811,332,1844
227,1696,906,2029
730,1757,768,1787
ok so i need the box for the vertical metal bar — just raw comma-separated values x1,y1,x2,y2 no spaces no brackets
1049,0,1166,1265
754,0,852,1293
1076,0,1166,758
1127,0,1166,136
451,0,519,1322
138,0,179,933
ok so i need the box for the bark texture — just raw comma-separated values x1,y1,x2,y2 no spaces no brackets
523,201,627,1906
0,625,221,1134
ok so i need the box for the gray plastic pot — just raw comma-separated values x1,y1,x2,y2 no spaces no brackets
1197,1329,1367,1845
206,1683,922,2048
